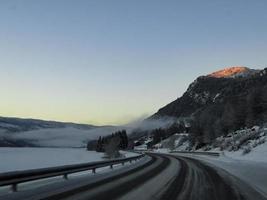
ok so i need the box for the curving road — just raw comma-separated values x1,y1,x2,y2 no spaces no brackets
2,153,267,200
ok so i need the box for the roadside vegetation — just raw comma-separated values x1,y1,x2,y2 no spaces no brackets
87,130,129,158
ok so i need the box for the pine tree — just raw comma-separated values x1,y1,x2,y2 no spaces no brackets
246,87,265,127
96,136,103,152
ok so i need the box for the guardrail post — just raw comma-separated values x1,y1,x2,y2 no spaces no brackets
11,184,17,192
110,164,113,169
92,168,96,174
63,174,68,180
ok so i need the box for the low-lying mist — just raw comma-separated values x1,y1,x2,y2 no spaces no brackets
0,116,176,148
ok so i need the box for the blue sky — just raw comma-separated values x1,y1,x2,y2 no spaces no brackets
1,0,267,125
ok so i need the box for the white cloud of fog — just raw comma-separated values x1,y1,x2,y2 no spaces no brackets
2,126,121,147
0,115,177,147
125,115,176,131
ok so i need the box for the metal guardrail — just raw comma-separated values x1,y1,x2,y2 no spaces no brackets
0,153,145,192
170,151,220,157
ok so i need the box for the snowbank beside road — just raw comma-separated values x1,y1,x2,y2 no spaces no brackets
171,148,267,198
222,140,267,163
154,139,267,197
149,126,267,196
0,148,137,173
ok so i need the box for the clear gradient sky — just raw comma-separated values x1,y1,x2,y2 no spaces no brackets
1,0,267,125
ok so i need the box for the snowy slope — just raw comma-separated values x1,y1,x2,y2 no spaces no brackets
207,66,260,78
222,140,267,163
0,116,96,132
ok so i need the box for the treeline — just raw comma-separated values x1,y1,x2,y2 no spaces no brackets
150,123,185,146
191,86,267,146
95,130,128,152
87,130,129,156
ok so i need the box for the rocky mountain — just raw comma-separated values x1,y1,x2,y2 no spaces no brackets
150,67,267,141
207,66,259,78
152,67,266,118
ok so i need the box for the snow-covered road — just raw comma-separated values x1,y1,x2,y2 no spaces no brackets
1,152,266,200
172,152,267,198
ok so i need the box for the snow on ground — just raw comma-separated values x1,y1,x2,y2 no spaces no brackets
152,143,267,197
0,147,137,173
222,140,267,163
154,127,267,197
172,150,267,197
153,141,267,197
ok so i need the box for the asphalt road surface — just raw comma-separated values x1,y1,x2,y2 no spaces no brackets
1,153,266,200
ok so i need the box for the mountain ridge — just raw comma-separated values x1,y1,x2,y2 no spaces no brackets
207,66,259,78
148,66,267,144
0,116,100,133
150,66,267,122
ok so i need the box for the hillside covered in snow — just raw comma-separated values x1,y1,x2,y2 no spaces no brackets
149,125,267,163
